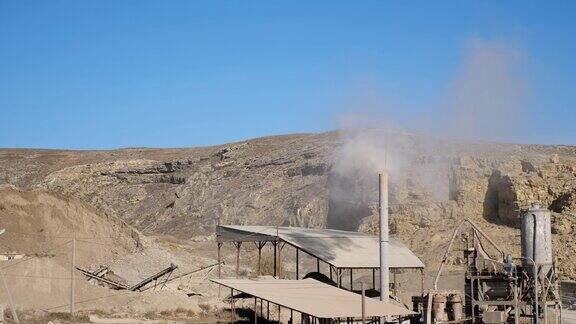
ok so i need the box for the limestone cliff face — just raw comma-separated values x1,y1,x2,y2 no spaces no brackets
1,131,576,278
1,134,336,237
492,159,576,220
443,156,576,277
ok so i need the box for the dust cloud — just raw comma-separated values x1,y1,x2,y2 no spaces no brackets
327,38,529,230
442,38,528,142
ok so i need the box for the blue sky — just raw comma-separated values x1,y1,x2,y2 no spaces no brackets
0,1,575,149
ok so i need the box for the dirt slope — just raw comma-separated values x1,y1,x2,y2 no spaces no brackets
0,188,222,320
0,187,138,310
1,130,576,281
0,187,138,258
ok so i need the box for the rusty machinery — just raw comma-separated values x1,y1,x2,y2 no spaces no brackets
412,203,561,323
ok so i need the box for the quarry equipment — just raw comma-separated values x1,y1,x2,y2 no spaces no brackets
129,263,178,291
413,203,561,323
77,263,179,292
520,203,553,277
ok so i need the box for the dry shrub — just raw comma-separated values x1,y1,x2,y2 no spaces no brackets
198,303,211,313
1,309,91,324
252,252,284,277
160,307,196,318
48,312,90,322
143,310,157,319
88,309,111,317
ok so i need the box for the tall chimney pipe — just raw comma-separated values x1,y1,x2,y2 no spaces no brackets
379,172,389,305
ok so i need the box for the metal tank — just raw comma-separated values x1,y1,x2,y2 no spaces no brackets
520,203,553,276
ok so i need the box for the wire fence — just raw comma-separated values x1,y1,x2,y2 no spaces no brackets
0,225,414,320
0,230,228,317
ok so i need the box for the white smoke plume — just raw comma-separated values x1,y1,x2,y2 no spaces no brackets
328,38,529,229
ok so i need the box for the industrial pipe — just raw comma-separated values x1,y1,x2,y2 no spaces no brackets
433,218,506,290
379,172,389,303
515,210,541,324
515,255,539,324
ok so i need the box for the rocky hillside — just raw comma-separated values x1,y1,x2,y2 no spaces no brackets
1,130,576,279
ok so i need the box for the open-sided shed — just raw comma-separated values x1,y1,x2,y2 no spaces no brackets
216,225,424,293
212,278,416,323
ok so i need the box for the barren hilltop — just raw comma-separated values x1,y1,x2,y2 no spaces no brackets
1,130,576,321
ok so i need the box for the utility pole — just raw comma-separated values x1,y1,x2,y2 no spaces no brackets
217,217,221,298
70,235,76,316
0,229,19,323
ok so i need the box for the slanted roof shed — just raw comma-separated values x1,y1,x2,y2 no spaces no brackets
217,225,424,269
212,278,416,318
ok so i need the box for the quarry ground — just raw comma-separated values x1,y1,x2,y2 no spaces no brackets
1,130,576,322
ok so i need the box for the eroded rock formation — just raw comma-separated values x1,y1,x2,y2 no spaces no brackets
1,131,576,278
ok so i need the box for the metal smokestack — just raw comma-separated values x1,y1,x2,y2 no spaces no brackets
379,172,389,304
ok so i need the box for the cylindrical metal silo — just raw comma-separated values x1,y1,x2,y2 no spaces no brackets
520,203,553,276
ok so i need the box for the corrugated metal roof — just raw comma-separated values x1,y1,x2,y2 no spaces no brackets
217,225,424,269
212,278,415,318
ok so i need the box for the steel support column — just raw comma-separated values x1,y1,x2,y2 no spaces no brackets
255,242,266,276
393,268,397,296
217,242,222,298
279,242,284,278
420,268,424,294
231,288,235,322
296,247,299,279
273,242,277,277
350,269,353,291
361,282,366,324
234,242,242,278
254,297,258,324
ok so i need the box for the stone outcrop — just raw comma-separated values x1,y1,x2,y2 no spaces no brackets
1,131,576,278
